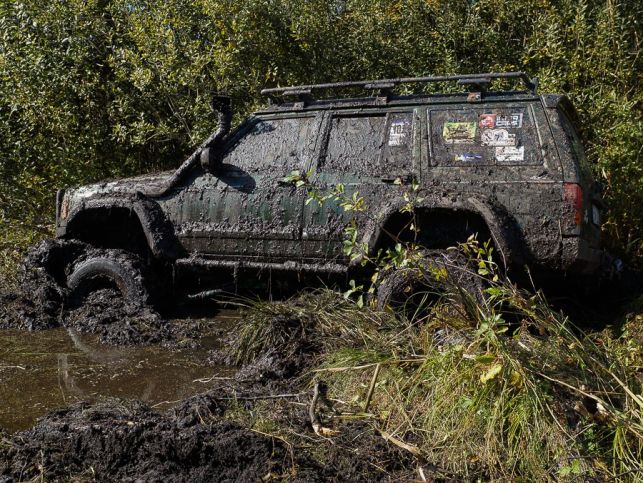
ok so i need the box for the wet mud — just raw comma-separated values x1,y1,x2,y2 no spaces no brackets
0,239,217,347
0,328,234,433
0,319,415,482
0,399,298,482
0,286,222,347
0,395,414,482
3,240,639,480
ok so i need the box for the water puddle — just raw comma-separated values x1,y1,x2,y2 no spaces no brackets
0,311,239,433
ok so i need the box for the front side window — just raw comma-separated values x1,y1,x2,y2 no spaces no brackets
223,116,317,173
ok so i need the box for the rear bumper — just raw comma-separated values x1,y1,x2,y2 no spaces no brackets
561,236,602,274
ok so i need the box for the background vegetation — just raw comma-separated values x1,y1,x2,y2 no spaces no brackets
1,0,641,280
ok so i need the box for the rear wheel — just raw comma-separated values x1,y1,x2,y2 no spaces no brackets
66,249,152,307
376,249,485,312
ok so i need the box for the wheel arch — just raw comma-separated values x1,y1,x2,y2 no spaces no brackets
62,198,183,260
360,195,526,269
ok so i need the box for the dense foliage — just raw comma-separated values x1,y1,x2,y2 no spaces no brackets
1,0,641,278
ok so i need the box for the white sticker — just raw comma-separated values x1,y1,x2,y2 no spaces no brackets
495,146,524,162
481,129,516,146
454,153,483,163
388,119,411,146
495,113,523,128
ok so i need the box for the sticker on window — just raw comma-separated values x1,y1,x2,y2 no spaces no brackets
479,114,496,129
454,153,483,163
481,129,516,147
495,146,524,162
495,113,523,128
443,122,476,144
388,118,411,146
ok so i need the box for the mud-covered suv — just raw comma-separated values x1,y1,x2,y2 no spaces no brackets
53,72,604,304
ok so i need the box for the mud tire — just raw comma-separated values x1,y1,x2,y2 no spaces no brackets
67,250,151,307
376,250,485,312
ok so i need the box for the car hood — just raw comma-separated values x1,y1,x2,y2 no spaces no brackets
64,171,174,201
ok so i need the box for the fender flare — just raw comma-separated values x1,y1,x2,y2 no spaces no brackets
63,195,183,260
358,195,525,268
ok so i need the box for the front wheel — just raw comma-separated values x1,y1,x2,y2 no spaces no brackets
66,249,152,308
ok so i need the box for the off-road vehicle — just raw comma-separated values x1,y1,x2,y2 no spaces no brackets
52,72,605,306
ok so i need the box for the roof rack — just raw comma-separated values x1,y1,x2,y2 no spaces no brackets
261,72,538,99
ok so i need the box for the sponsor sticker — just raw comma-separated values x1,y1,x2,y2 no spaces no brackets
388,118,411,146
495,146,525,162
481,129,516,147
443,122,477,144
495,113,523,128
454,153,483,163
479,114,496,129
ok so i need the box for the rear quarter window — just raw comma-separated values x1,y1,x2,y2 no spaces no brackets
428,106,542,166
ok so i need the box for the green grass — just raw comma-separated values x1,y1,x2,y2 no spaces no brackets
230,266,643,481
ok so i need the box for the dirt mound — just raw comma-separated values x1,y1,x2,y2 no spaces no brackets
61,287,173,346
0,395,416,482
0,286,201,347
0,399,300,482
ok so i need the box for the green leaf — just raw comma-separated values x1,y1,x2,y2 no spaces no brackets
475,353,496,364
480,363,503,383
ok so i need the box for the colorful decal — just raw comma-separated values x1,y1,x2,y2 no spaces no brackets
495,113,523,128
388,118,411,146
481,129,516,147
454,153,483,163
443,122,477,144
495,146,525,162
479,114,496,129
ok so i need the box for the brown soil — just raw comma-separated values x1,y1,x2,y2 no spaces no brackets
0,392,415,482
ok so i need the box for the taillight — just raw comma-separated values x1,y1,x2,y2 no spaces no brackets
564,183,583,226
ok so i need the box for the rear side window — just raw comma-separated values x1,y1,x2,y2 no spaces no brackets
324,115,386,173
428,107,542,166
223,116,317,173
322,112,414,176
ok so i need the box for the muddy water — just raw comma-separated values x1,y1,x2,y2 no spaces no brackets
0,312,239,433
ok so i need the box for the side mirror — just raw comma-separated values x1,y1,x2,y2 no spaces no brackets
200,94,232,173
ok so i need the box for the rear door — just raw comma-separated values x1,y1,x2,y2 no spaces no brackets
301,108,421,261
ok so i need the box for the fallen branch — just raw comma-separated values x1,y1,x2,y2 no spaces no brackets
192,375,233,383
309,381,339,437
378,429,421,457
363,363,381,412
214,392,305,401
312,358,426,374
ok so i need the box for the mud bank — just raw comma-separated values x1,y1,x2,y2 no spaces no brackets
0,392,414,482
0,287,215,347
0,398,301,482
0,291,418,482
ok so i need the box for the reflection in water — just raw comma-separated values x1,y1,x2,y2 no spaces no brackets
0,314,237,433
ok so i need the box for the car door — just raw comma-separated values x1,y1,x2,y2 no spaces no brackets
301,109,420,262
175,113,323,260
